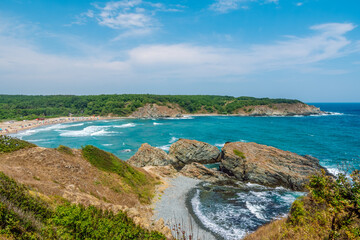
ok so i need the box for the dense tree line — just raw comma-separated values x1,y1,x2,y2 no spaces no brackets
0,94,301,120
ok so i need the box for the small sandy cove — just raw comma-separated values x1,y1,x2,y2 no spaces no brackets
0,116,119,135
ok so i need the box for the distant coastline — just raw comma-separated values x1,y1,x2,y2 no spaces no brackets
0,116,121,135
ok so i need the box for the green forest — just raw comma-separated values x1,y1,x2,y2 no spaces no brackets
0,94,301,120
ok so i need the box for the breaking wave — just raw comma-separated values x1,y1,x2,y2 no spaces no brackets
59,126,116,137
113,123,136,128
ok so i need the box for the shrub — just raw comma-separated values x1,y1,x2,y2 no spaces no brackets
0,136,36,153
57,145,74,155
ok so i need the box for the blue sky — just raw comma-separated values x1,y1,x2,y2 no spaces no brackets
0,0,359,101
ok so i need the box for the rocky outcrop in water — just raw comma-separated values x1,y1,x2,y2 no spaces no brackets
129,103,184,118
220,142,328,190
169,139,221,169
127,143,176,167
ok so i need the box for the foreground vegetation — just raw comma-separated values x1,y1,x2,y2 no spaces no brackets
0,135,36,153
245,170,360,240
0,94,301,120
0,171,165,239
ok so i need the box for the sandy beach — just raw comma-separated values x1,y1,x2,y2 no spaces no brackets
153,176,216,240
0,116,120,135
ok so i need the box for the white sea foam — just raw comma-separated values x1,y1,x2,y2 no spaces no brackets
326,167,342,176
310,112,344,117
113,123,136,128
14,123,85,138
157,144,171,151
121,149,132,153
101,143,113,146
26,138,50,142
191,189,247,240
215,143,225,147
246,201,266,221
60,126,115,137
169,137,178,143
167,116,194,120
280,194,298,204
153,122,163,126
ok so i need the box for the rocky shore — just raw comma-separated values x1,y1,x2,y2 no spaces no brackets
129,139,329,190
126,138,330,239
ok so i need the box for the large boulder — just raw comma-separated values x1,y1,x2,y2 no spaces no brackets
180,162,234,183
169,139,221,169
220,142,329,190
127,143,176,167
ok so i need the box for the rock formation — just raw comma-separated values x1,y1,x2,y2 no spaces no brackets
169,139,221,169
127,143,176,167
129,103,184,118
180,162,234,183
220,142,328,190
235,103,324,116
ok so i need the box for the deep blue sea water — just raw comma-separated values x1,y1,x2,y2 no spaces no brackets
11,103,360,239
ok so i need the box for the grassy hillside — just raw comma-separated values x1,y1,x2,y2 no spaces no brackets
244,170,360,240
82,145,158,204
0,137,166,239
0,94,301,120
0,171,166,240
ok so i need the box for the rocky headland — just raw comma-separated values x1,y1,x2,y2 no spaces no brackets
129,102,325,118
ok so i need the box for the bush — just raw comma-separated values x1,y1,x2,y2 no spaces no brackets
57,145,74,155
0,136,36,153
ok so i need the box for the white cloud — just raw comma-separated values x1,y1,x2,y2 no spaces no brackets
210,0,279,13
0,22,358,93
73,1,183,38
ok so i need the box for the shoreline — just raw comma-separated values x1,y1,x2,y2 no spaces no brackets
153,176,216,240
0,116,124,135
1,111,334,136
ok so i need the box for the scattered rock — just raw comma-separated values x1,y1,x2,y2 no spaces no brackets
220,142,329,190
169,139,221,169
127,143,176,167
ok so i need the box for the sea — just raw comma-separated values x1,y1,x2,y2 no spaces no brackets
11,103,360,239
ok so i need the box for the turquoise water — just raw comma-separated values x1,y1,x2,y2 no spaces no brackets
12,103,360,239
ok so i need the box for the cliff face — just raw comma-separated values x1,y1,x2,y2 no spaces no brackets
129,103,184,118
235,103,323,116
129,102,323,118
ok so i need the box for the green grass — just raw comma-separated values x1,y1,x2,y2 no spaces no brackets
81,145,157,204
0,136,36,153
0,171,166,240
233,149,246,159
56,145,74,155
